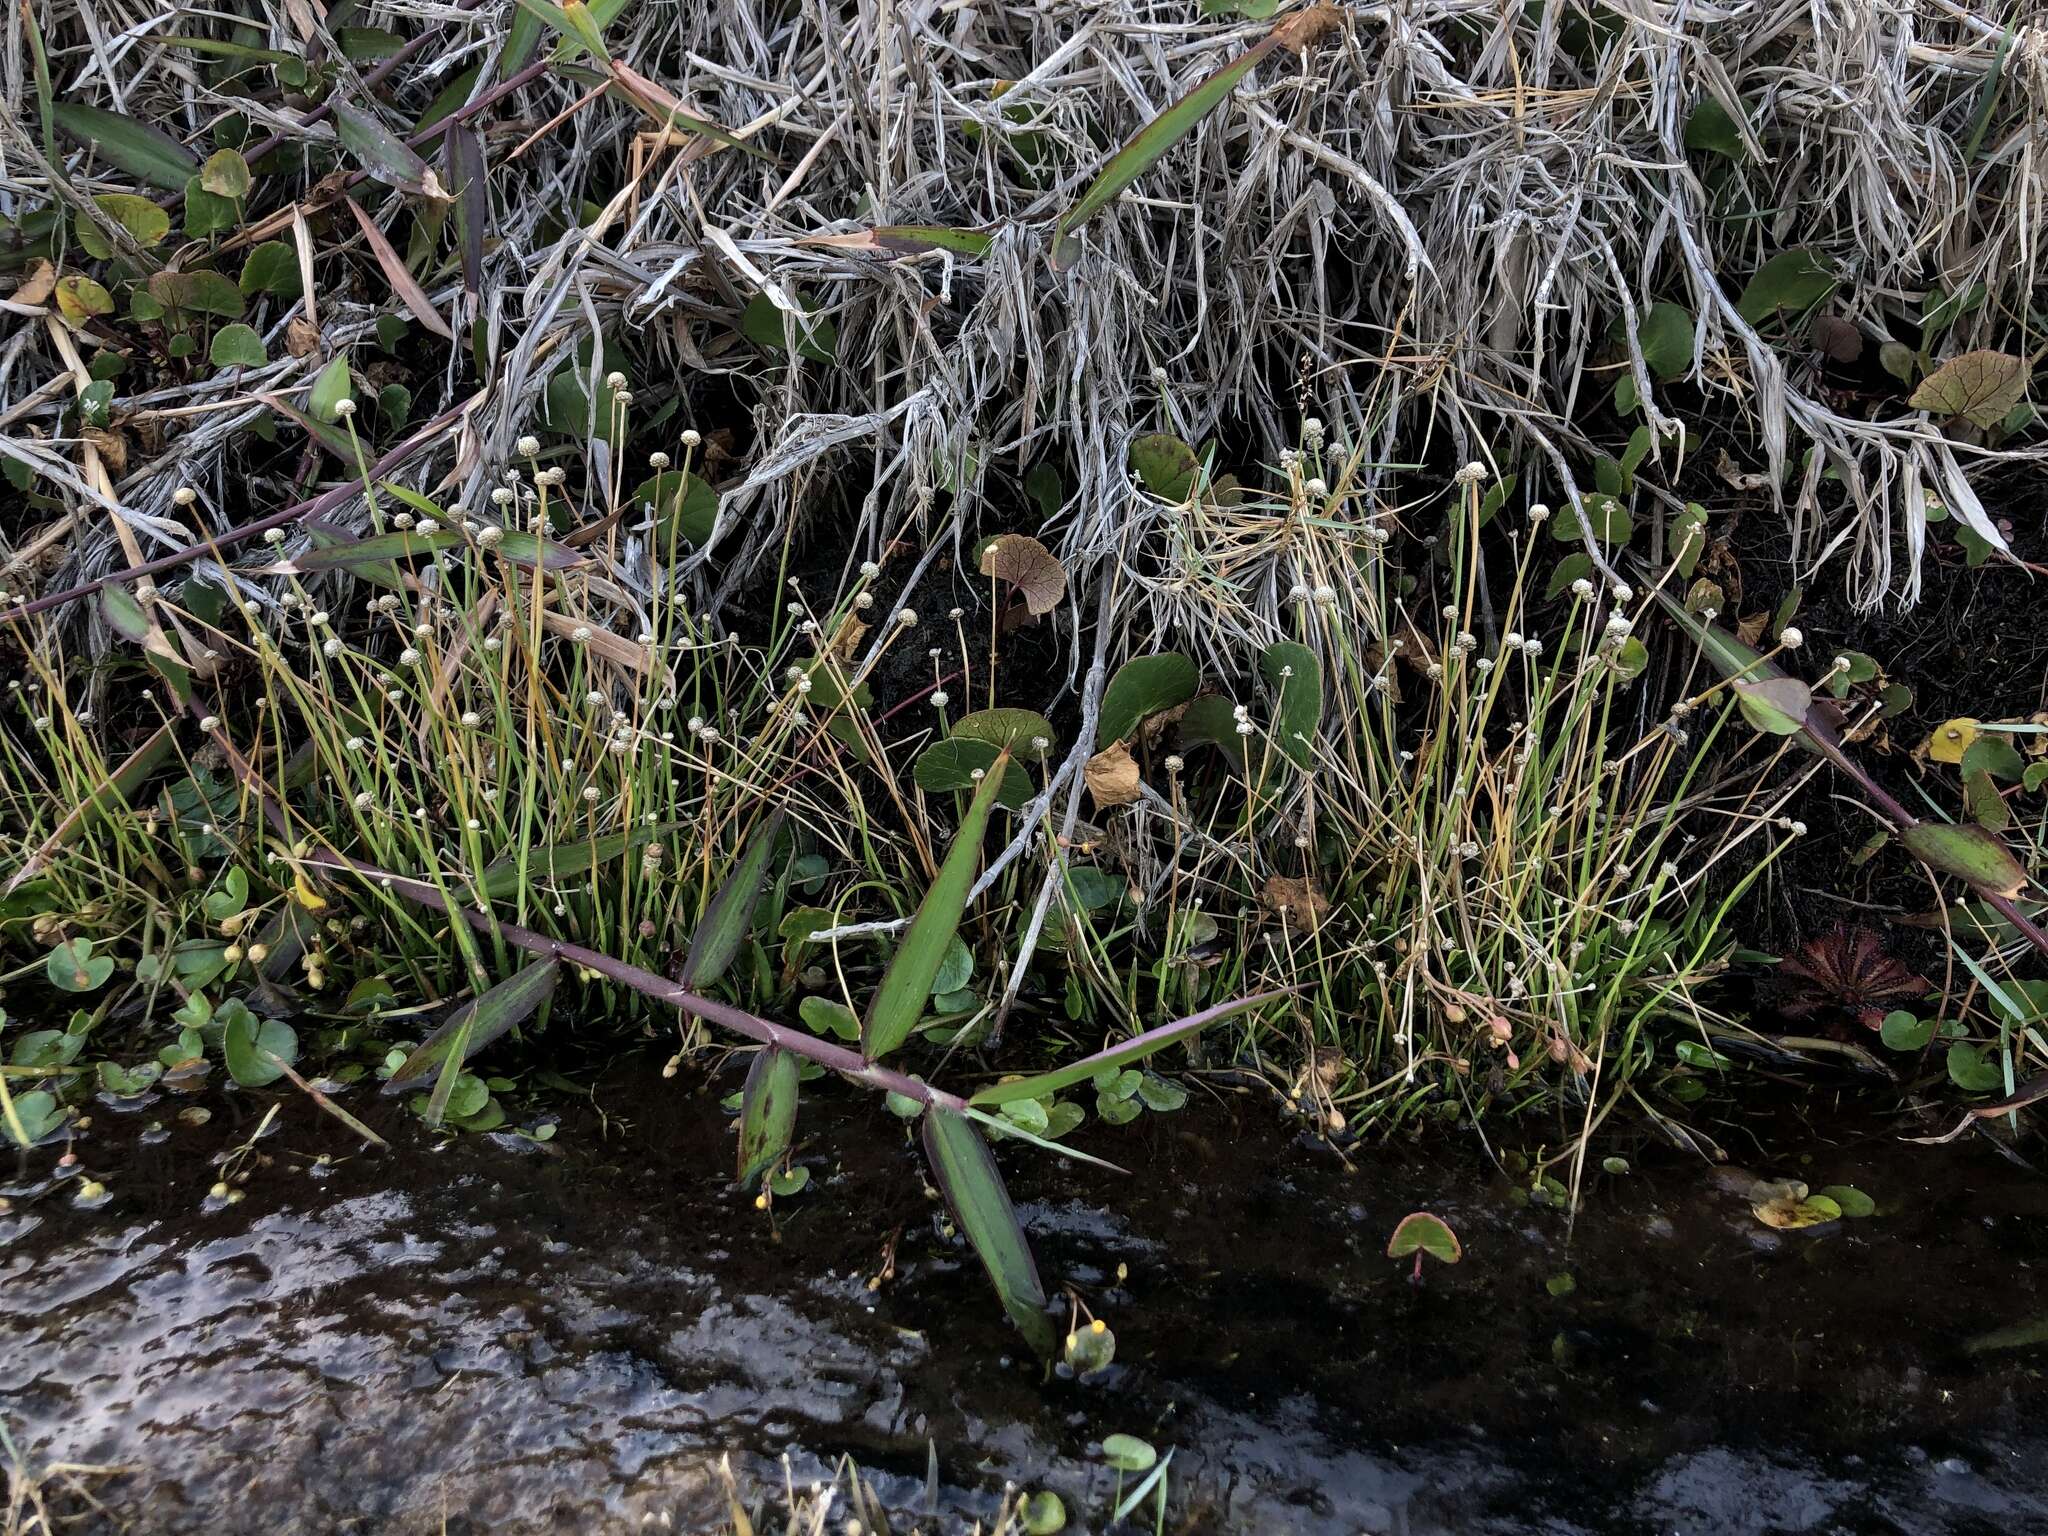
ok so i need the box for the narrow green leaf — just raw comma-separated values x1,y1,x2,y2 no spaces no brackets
309,353,354,421
922,1107,1055,1356
864,755,1009,1061
1056,13,1325,250
681,809,785,988
737,1047,799,1187
383,957,559,1094
1098,652,1199,748
54,102,196,190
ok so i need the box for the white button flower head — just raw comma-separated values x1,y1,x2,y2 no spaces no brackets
1290,582,1310,600
859,560,880,578
461,711,481,728
606,371,627,391
173,485,198,507
1570,577,1594,599
483,635,502,652
478,525,504,549
681,429,702,449
1455,461,1488,485
571,625,592,643
1527,502,1550,522
1305,478,1328,498
894,608,917,627
1610,582,1633,603
1164,754,1185,773
1235,719,1256,736
333,398,356,419
491,486,514,507
516,435,541,458
323,637,343,657
1780,626,1804,649
1030,735,1050,755
648,452,670,471
854,592,873,609
199,715,221,731
1503,632,1523,649
1313,584,1338,605
1832,654,1852,674
930,690,949,708
399,647,421,665
264,527,286,544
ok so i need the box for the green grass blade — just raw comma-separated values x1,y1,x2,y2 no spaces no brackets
384,956,559,1097
863,755,1009,1062
1055,10,1334,253
53,103,195,191
737,1047,800,1187
967,990,1286,1106
682,809,785,988
922,1107,1055,1356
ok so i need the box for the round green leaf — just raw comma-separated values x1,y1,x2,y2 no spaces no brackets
200,146,253,199
1817,1185,1876,1218
222,1004,297,1087
47,937,114,993
1129,433,1198,500
209,323,267,368
1879,1011,1933,1051
1098,652,1199,749
1946,1041,2004,1094
2,1091,67,1147
1100,1434,1156,1473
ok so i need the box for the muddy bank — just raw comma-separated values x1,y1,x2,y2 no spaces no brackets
2,1063,2045,1534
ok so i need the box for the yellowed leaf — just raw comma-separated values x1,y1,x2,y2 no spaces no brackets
293,869,329,912
1909,349,2028,429
1926,717,1979,765
1083,741,1142,806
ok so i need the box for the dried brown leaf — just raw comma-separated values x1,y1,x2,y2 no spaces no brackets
979,533,1067,616
1262,874,1330,932
1084,741,1142,807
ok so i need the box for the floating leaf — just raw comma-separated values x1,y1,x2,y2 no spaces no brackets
1098,652,1199,748
1900,822,2028,898
1100,1434,1157,1474
1737,249,1836,326
1,1091,65,1148
923,1107,1054,1355
1818,1185,1876,1218
951,708,1056,758
209,322,266,368
199,146,252,199
913,738,1035,810
1909,350,2028,429
865,759,1008,1061
76,193,171,259
1259,640,1322,769
1947,1041,2005,1093
46,937,113,993
681,810,785,989
1751,1180,1841,1229
737,1047,800,1188
1637,302,1694,380
54,102,196,190
978,533,1068,616
382,958,559,1094
1386,1211,1462,1264
55,275,113,326
1020,1490,1067,1534
1128,432,1199,500
221,1002,297,1087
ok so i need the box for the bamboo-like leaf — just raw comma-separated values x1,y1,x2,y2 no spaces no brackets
864,756,1009,1061
737,1046,799,1187
1647,587,1845,752
477,823,675,901
384,957,559,1098
1054,8,1336,256
1733,676,1811,736
331,99,446,199
681,809,786,988
804,225,995,257
54,103,195,190
344,197,452,339
967,990,1285,1106
447,126,487,296
922,1107,1055,1356
1900,823,2029,899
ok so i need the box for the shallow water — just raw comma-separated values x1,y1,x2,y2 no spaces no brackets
2,1063,2045,1534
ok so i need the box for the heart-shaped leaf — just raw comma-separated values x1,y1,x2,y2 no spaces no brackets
1387,1210,1462,1264
46,937,114,993
978,533,1068,616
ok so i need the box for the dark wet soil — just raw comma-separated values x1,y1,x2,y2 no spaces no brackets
4,1062,2045,1534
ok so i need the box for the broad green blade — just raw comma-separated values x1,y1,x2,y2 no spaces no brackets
863,755,1009,1061
1901,822,2029,898
737,1046,799,1187
54,103,195,190
477,823,675,901
922,1107,1055,1356
331,99,443,198
681,809,785,989
385,956,559,1097
1259,640,1322,769
967,990,1283,1106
